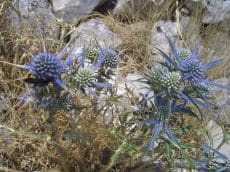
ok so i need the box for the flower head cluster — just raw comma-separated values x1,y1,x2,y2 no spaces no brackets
19,43,74,106
23,46,72,88
98,48,119,68
84,47,98,61
68,68,95,88
178,48,190,60
158,36,228,90
65,46,119,96
162,71,181,90
138,35,229,151
146,67,181,93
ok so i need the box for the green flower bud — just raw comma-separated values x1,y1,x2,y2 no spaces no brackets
85,47,98,61
163,72,181,90
179,48,190,60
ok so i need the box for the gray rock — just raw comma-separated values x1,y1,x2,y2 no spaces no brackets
206,120,224,149
96,72,154,125
206,120,230,159
17,0,51,17
116,73,154,109
202,0,230,23
151,20,178,59
71,18,121,49
181,0,230,23
10,0,58,38
52,0,108,22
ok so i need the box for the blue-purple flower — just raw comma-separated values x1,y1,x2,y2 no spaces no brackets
158,36,229,90
23,52,69,88
66,48,113,97
18,43,73,105
97,47,119,68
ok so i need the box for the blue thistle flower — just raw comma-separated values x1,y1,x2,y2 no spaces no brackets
158,36,229,90
68,68,95,88
98,47,119,68
18,43,74,105
162,71,181,90
144,67,181,93
84,47,98,61
180,57,206,82
23,51,72,88
66,52,112,97
178,48,191,60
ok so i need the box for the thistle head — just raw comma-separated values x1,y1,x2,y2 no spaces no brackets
24,52,67,87
162,71,181,90
84,47,98,61
194,82,210,96
181,58,205,82
148,65,164,80
69,68,95,88
154,106,169,121
99,48,119,68
178,48,190,60
150,69,162,81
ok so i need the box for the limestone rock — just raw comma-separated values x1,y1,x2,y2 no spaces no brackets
10,0,58,38
71,18,121,49
202,0,230,23
52,0,108,22
151,20,178,58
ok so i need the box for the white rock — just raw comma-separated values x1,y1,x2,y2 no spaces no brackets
116,73,154,106
9,0,57,38
202,0,230,23
97,72,154,124
17,0,51,17
206,120,230,159
71,18,121,48
52,0,108,22
151,20,178,56
206,120,224,148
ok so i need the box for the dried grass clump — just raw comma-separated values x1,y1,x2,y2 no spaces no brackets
0,96,117,171
0,4,117,171
105,1,176,71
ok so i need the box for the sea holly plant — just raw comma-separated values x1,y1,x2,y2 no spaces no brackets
17,40,75,106
65,46,119,97
12,42,119,171
133,36,229,169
